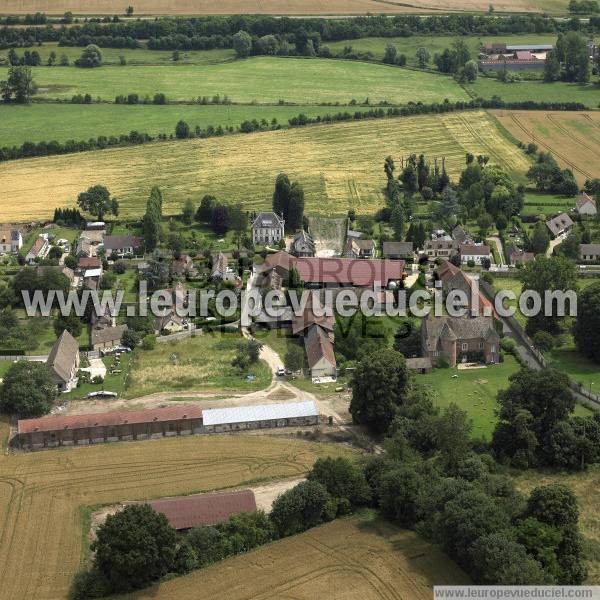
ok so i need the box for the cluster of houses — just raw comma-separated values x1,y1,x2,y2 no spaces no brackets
423,226,491,265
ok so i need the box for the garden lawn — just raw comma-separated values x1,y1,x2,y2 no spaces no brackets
419,355,519,441
522,191,577,216
124,332,271,398
547,337,600,392
62,354,131,400
1,57,469,104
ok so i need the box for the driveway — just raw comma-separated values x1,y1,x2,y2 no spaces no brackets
80,358,107,380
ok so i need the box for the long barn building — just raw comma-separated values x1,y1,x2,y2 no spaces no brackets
13,401,319,450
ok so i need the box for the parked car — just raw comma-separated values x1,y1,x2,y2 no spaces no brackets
85,391,118,399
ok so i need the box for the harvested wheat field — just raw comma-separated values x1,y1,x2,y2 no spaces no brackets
0,432,352,599
0,111,529,222
492,110,600,184
130,514,470,600
0,0,567,15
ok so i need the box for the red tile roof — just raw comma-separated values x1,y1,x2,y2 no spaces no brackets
296,257,405,287
18,405,203,434
263,251,296,272
78,257,102,269
144,489,257,530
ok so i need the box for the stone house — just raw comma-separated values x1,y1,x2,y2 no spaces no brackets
575,192,597,216
460,244,491,265
25,235,49,264
546,213,574,238
251,212,284,246
424,238,457,260
580,244,600,262
46,330,80,392
103,235,142,257
345,238,375,259
421,315,500,368
91,325,128,351
290,230,315,257
0,227,22,254
382,241,414,261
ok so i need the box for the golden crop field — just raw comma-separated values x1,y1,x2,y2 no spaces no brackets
0,0,567,14
0,111,530,222
492,110,600,184
0,431,352,600
131,515,470,600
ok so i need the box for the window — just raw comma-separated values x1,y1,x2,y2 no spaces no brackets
432,351,439,357
491,346,496,353
479,342,484,349
461,343,468,351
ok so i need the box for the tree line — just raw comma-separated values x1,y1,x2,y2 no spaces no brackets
2,13,600,50
0,98,590,163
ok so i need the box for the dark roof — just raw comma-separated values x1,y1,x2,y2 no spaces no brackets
382,241,414,256
144,489,257,530
252,212,284,229
296,257,404,287
91,324,128,346
576,192,596,212
423,315,498,351
460,244,490,256
46,330,79,384
546,213,574,236
18,405,203,434
352,238,375,250
103,235,141,251
304,324,336,369
580,244,600,256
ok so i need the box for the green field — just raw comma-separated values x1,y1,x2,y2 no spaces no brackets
0,44,236,66
419,355,592,440
419,356,519,440
0,103,349,147
467,77,600,108
0,110,530,222
522,191,577,216
0,57,469,104
327,34,560,67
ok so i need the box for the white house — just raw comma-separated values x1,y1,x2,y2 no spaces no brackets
459,244,491,265
251,212,284,246
25,234,50,264
0,228,22,254
575,192,597,216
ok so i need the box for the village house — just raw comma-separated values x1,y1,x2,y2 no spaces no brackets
424,238,457,260
141,489,257,531
421,314,500,368
102,235,142,257
382,241,414,261
580,244,600,262
172,254,196,278
506,244,535,265
77,229,105,257
154,311,185,334
78,256,103,273
345,237,375,259
25,235,50,264
575,192,597,217
0,227,22,254
211,252,235,282
546,213,574,238
251,212,284,246
290,230,315,257
460,244,491,265
91,324,128,351
46,330,80,392
83,267,102,290
436,260,497,318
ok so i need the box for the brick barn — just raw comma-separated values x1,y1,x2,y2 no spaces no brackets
14,401,320,450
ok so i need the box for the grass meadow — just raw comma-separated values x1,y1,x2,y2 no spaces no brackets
124,333,272,398
468,78,600,109
0,103,350,147
0,57,469,104
0,110,530,222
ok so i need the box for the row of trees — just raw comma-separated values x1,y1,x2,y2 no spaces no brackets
272,173,305,232
4,12,600,51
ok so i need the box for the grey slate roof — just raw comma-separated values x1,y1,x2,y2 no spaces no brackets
423,315,498,351
46,330,79,384
546,213,574,237
382,241,414,256
91,325,128,346
252,212,284,229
